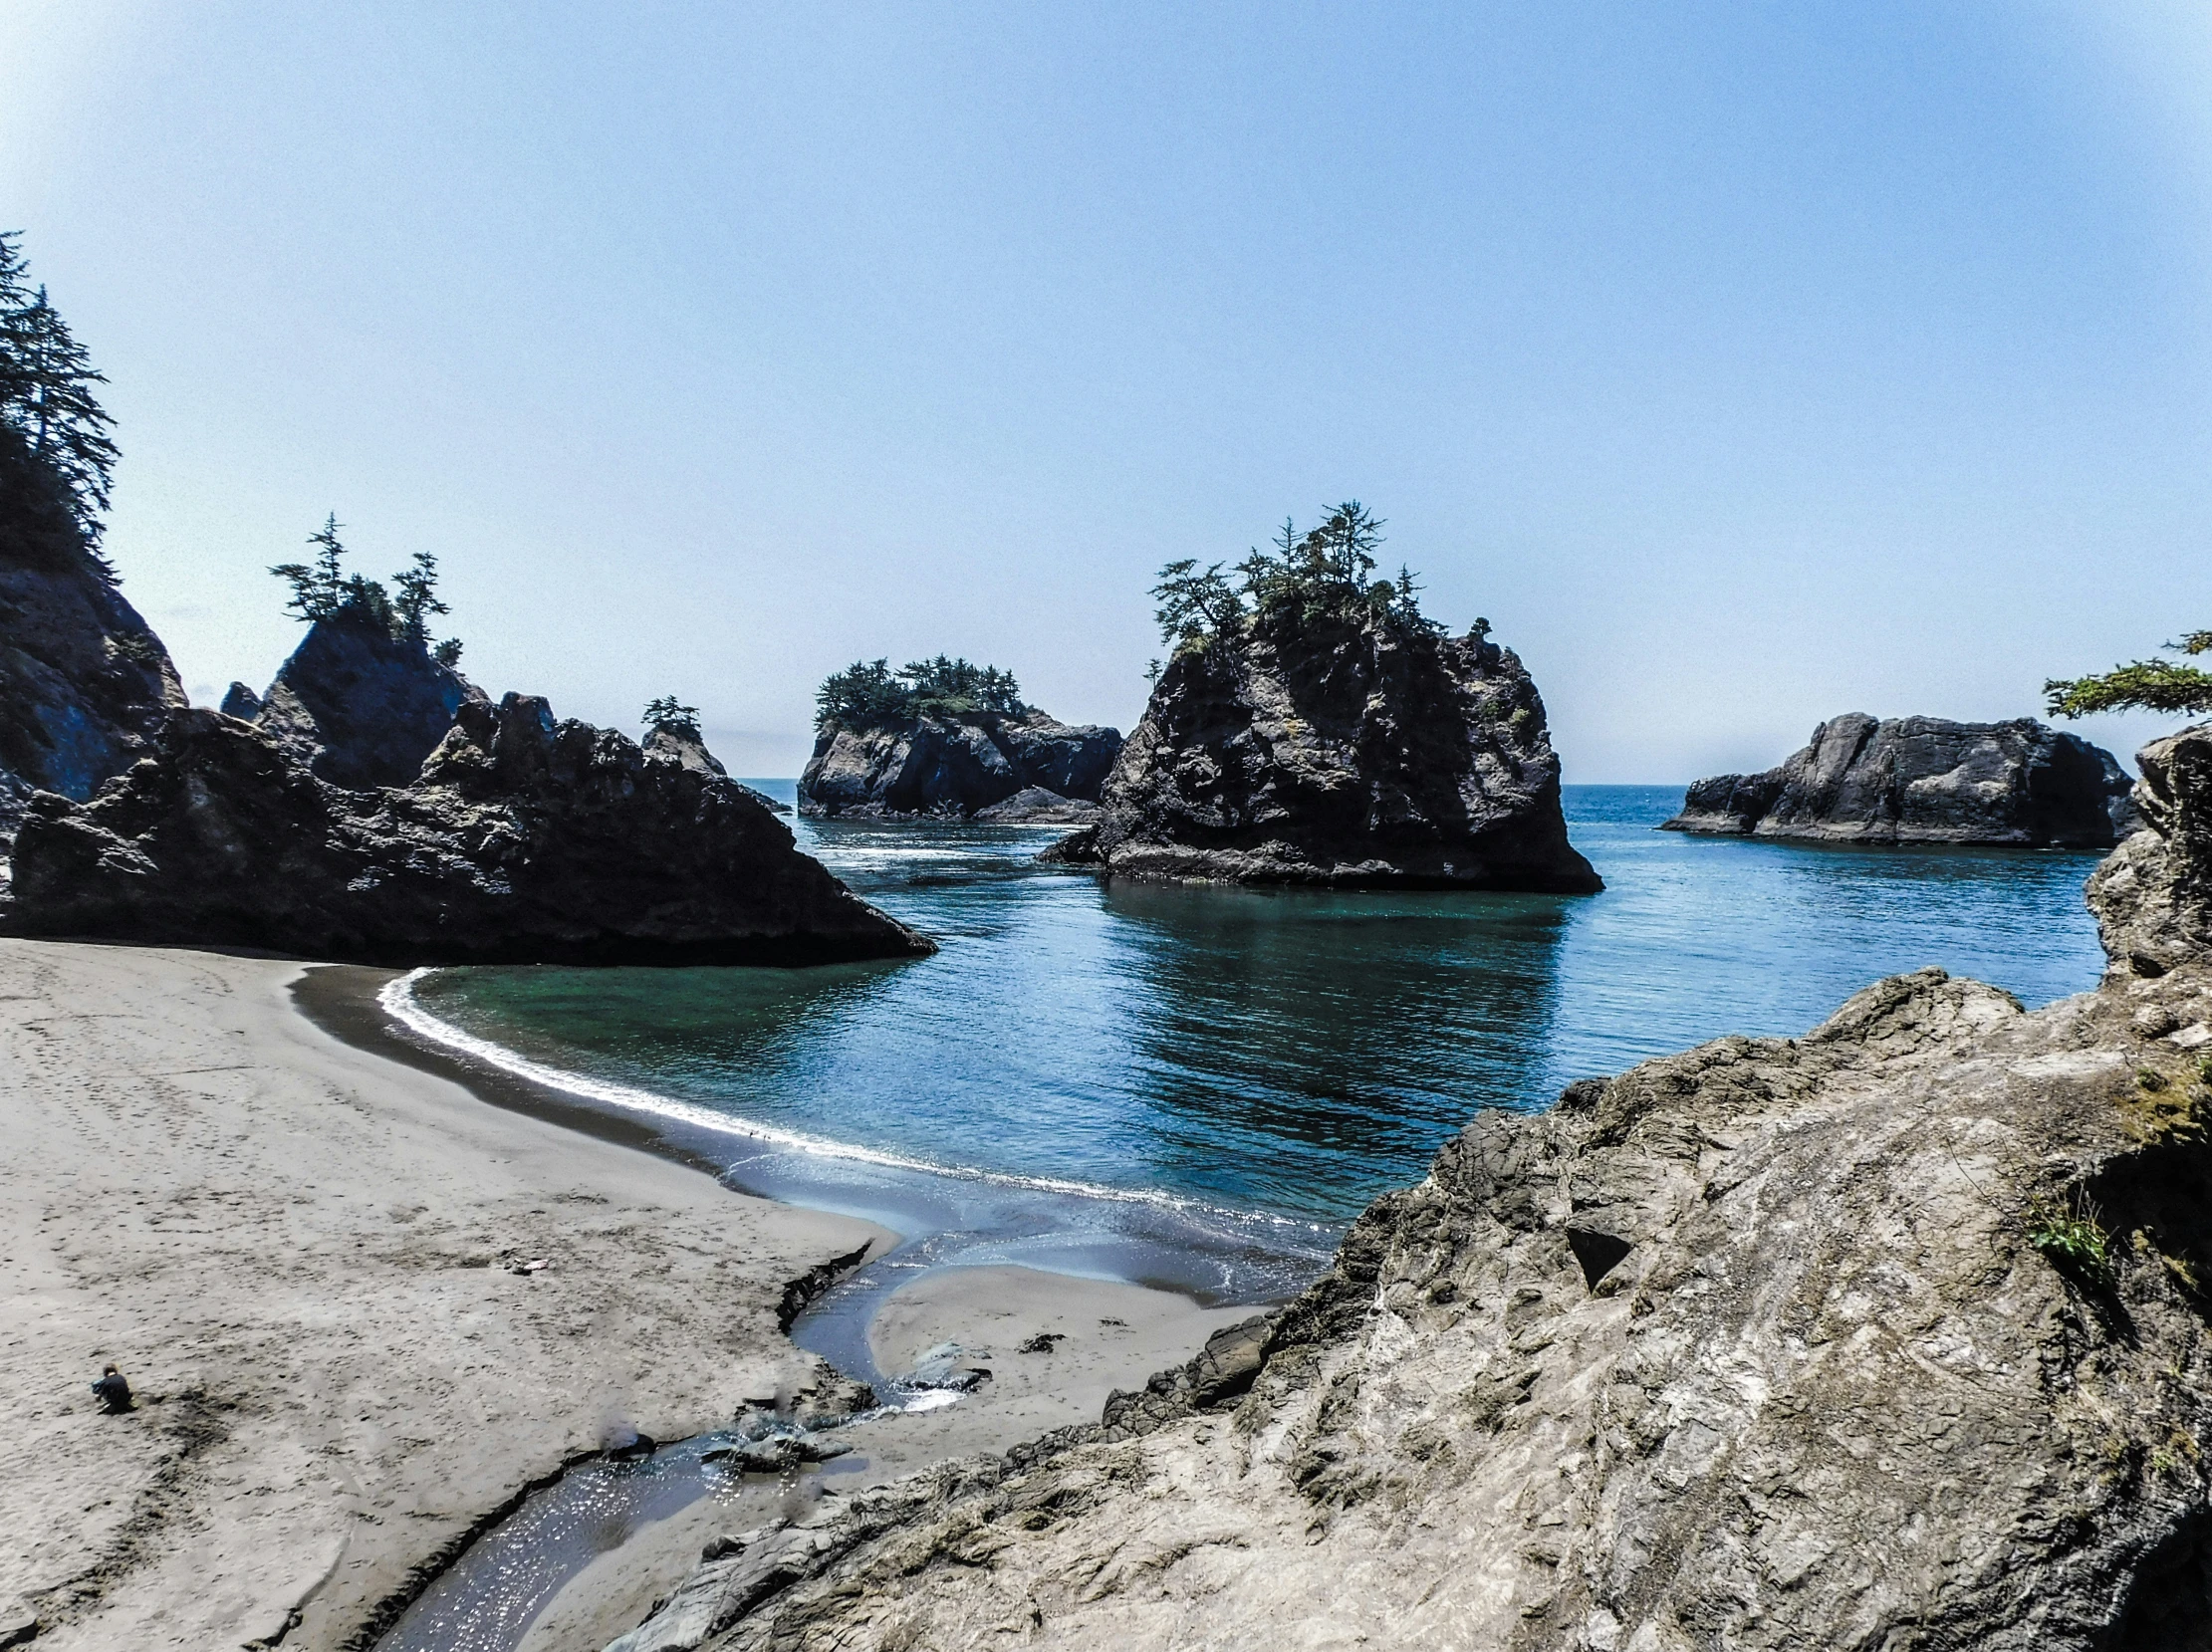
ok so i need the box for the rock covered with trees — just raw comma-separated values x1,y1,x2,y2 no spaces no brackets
247,515,486,790
1044,503,1600,890
799,654,1121,821
6,693,931,965
598,722,2212,1652
0,232,183,849
640,694,790,814
1664,714,2138,846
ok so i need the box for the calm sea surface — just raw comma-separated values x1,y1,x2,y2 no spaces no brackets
402,785,2106,1261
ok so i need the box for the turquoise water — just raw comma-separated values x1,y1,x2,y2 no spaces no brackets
403,786,2106,1258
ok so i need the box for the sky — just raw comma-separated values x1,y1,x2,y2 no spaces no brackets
1,2,2206,781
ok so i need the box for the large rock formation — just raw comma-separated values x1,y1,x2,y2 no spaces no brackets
800,711,1120,822
1045,619,1600,890
0,432,185,849
1665,713,2138,847
252,613,485,790
606,726,2212,1652
6,694,931,965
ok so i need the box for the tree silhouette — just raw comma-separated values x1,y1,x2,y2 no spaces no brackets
2048,630,2212,720
0,232,120,557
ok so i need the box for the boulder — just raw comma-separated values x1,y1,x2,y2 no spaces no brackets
5,694,932,965
603,724,2212,1652
642,726,790,814
1045,619,1600,891
970,786,1098,826
0,433,185,849
1665,713,2138,846
253,613,487,790
799,711,1119,821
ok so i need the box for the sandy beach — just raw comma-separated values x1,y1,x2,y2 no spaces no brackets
0,938,1252,1652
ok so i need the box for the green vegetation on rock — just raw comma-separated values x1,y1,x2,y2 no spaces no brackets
0,229,119,570
269,515,461,660
815,655,1026,729
2046,629,2212,720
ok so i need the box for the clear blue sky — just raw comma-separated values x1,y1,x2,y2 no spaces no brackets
3,2,2204,779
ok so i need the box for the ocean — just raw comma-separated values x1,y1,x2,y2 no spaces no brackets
384,784,2109,1331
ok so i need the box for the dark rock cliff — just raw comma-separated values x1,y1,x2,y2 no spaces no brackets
1045,618,1599,890
1665,713,2138,847
6,694,931,965
642,725,791,815
606,724,2212,1652
0,436,184,848
253,613,486,790
799,712,1120,821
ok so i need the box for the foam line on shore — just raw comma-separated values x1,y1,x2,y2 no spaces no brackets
377,970,1326,1236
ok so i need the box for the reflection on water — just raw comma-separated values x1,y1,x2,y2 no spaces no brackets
407,785,2108,1241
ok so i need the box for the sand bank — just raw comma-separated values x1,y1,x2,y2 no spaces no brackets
0,940,1266,1652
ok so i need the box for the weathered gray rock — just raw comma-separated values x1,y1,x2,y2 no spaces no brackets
1666,713,2138,846
642,726,791,815
217,681,262,721
253,613,486,790
799,712,1119,821
970,786,1098,826
1046,618,1600,890
608,724,2212,1652
6,694,932,965
0,445,184,848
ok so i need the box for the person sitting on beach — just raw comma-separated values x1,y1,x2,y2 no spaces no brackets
91,1365,132,1413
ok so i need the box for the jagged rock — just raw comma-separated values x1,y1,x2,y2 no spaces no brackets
799,712,1119,821
642,726,790,814
609,724,2212,1652
5,694,932,965
1045,619,1600,890
701,1434,853,1474
970,786,1098,825
253,614,486,790
1664,713,2138,846
217,681,262,721
2089,721,2212,979
0,435,184,849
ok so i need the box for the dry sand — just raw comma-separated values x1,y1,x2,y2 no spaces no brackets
0,939,1262,1652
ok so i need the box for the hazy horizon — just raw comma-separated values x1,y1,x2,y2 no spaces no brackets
4,3,2205,780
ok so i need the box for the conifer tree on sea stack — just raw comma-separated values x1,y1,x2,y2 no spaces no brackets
2047,631,2212,722
0,230,121,564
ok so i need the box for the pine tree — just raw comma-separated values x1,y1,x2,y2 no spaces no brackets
269,514,349,621
0,235,120,555
2047,630,2212,719
390,550,449,642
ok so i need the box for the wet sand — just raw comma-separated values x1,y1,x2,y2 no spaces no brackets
0,940,1258,1651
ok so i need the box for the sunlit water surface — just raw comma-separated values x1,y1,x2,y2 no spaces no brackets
402,785,2105,1291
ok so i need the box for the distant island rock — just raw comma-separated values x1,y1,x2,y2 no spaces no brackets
799,655,1119,821
1046,621,1600,891
1664,713,2139,847
7,693,931,965
0,429,186,851
217,680,262,720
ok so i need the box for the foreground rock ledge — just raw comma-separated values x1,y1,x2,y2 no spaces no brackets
612,726,2212,1652
1046,619,1601,891
7,695,931,966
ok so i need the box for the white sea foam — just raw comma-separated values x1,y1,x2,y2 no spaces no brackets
376,970,1328,1236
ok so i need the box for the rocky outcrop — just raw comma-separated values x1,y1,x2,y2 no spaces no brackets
1045,619,1600,890
607,727,2212,1652
1665,713,2138,847
253,613,485,790
6,694,931,965
217,681,262,720
799,712,1120,822
642,726,791,815
0,445,184,848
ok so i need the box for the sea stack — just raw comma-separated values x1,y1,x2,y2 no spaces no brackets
251,612,485,790
8,694,932,965
1048,616,1600,892
800,655,1120,821
1664,713,2139,847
